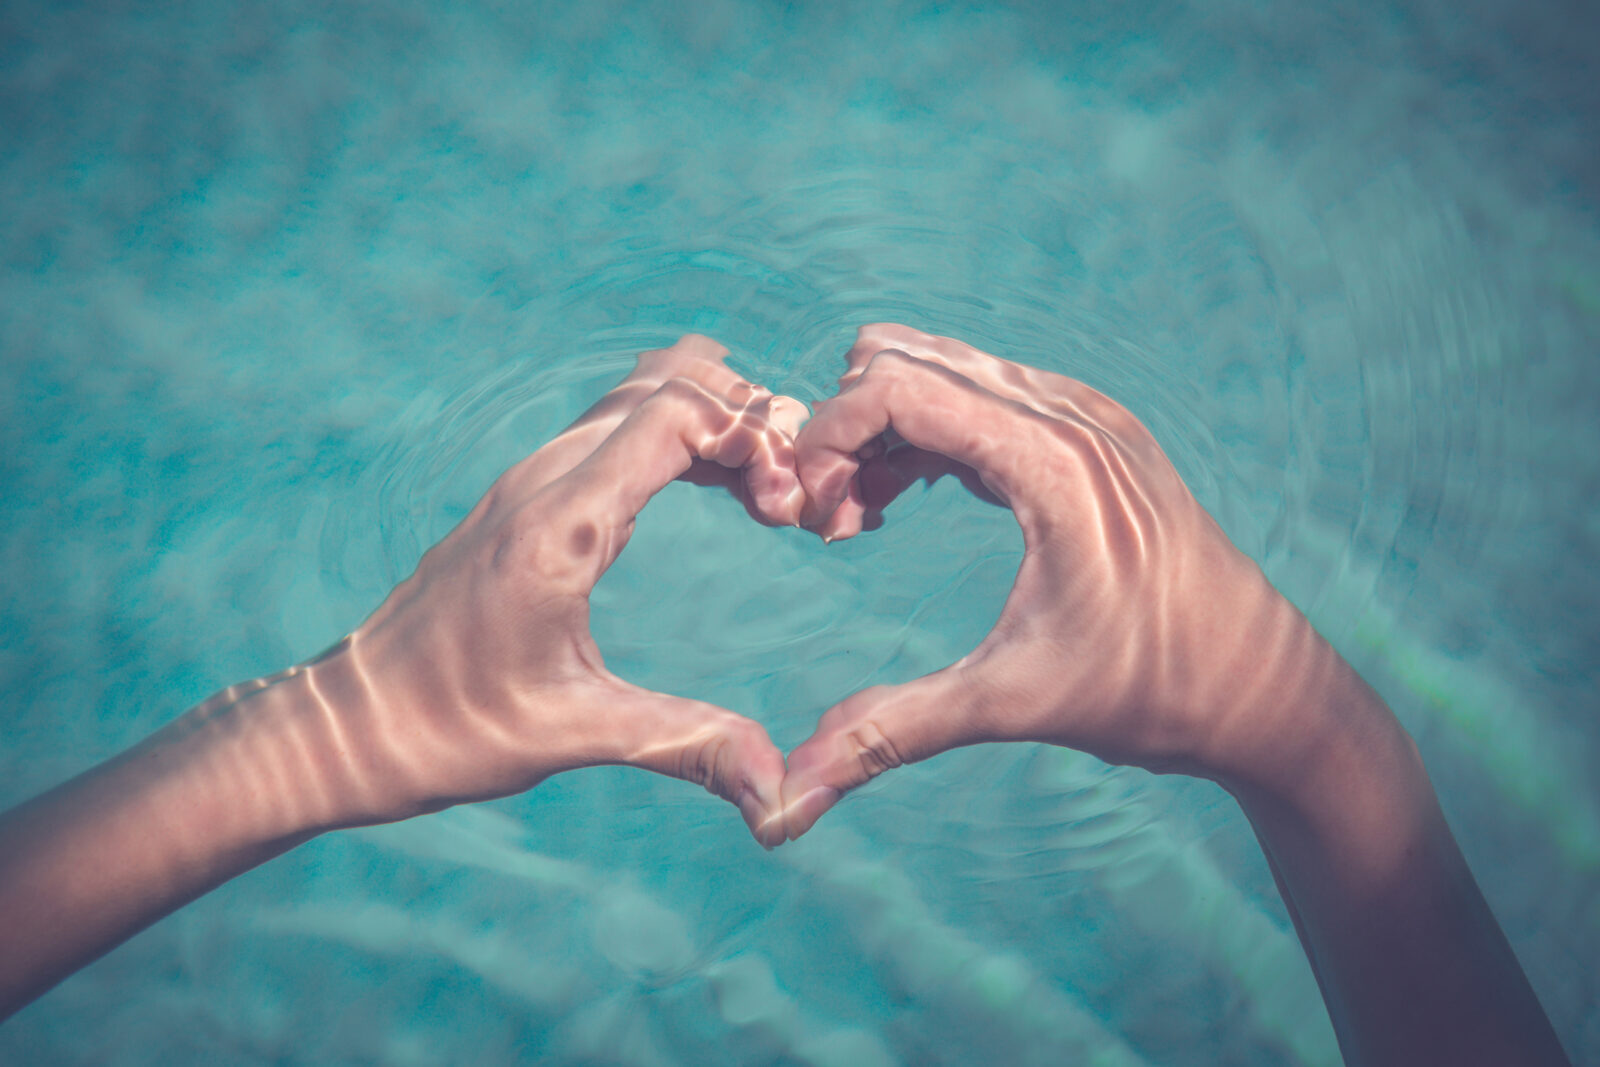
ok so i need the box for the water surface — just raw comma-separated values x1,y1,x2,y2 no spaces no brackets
2,1,1597,1063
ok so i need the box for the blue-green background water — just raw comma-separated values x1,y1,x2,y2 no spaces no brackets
3,1,1598,1063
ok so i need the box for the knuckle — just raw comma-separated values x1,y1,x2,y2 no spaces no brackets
632,335,728,382
631,346,676,376
648,376,735,440
1044,412,1108,461
861,322,922,348
865,346,917,373
652,375,706,404
680,731,732,797
502,508,596,586
843,718,905,781
1080,385,1149,440
851,347,921,395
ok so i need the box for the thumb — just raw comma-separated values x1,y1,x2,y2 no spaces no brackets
778,667,979,842
608,682,790,847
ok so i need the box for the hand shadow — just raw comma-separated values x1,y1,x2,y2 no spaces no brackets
852,432,1006,532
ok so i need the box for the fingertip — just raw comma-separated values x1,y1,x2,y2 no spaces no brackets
736,726,790,844
777,725,858,840
809,474,866,542
617,688,793,843
744,462,807,528
774,481,810,529
797,448,867,531
817,500,864,543
742,785,788,849
779,783,843,842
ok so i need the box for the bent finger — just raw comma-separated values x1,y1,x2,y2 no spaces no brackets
573,376,807,539
843,324,1145,443
795,349,1033,534
519,334,780,491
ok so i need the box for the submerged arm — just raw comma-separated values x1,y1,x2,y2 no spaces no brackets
0,667,352,1019
0,334,803,1022
1230,654,1570,1066
777,323,1571,1066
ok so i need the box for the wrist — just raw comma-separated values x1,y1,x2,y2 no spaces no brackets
161,642,394,846
280,637,411,830
168,665,360,844
1215,634,1433,882
1195,584,1407,812
0,653,382,1016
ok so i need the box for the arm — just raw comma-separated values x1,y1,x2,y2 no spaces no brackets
775,323,1570,1067
0,335,805,1022
0,663,361,1018
1233,662,1568,1067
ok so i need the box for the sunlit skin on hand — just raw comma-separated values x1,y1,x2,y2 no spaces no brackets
324,334,811,836
0,335,813,1018
0,327,1573,1067
767,323,1570,1067
771,322,1339,840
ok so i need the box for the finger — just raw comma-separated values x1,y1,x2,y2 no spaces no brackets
810,446,939,539
777,666,981,841
740,393,809,527
601,334,777,440
842,324,1141,441
765,393,810,440
795,348,1033,534
607,683,790,847
631,333,752,394
569,377,806,548
674,391,809,527
575,334,749,434
840,323,1003,390
518,334,777,491
812,466,869,543
840,323,943,376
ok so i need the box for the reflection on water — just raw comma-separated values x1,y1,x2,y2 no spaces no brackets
1,0,1597,1064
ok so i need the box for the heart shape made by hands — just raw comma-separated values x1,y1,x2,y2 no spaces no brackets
596,397,1012,836
581,323,1305,850
340,323,1305,854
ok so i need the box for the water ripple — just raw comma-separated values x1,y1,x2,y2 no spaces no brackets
338,155,1536,799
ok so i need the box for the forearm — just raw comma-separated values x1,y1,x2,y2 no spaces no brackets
0,665,357,1020
1225,656,1570,1067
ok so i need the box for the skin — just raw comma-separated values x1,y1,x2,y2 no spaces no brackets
0,335,802,1019
0,326,1573,1066
773,323,1572,1067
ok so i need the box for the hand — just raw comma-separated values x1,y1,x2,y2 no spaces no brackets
776,323,1340,840
312,335,808,837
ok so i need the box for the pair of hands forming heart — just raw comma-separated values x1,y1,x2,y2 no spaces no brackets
316,323,1338,847
1,325,1571,1063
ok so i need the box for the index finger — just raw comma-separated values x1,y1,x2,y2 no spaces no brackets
795,348,1040,536
513,334,780,492
842,323,1145,445
569,376,806,547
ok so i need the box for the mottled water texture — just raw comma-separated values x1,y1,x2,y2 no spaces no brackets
2,0,1597,1063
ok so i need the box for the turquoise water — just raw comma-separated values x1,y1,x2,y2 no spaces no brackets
2,0,1598,1063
